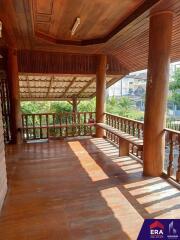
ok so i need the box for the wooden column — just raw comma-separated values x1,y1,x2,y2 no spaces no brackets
96,55,107,137
72,97,78,112
8,48,21,144
143,11,173,176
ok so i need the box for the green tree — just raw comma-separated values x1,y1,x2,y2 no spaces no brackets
169,68,180,107
78,98,96,112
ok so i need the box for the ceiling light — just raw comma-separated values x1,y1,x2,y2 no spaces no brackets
71,17,80,36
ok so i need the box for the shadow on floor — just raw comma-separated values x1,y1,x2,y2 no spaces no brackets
80,138,180,219
0,139,135,240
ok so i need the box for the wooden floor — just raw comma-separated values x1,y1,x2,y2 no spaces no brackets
0,138,180,240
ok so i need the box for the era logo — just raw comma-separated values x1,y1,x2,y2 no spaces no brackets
150,221,164,237
150,229,164,235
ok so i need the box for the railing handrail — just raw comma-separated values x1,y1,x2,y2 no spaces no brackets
164,127,180,134
105,112,144,125
105,113,180,134
22,111,96,116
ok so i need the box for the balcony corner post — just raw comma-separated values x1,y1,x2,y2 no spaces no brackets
143,11,173,176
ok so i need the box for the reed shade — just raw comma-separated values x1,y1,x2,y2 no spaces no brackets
19,74,122,100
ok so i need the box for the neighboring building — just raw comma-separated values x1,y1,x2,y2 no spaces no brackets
107,62,180,117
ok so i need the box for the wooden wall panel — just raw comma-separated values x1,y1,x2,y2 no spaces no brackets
17,50,129,75
0,102,7,211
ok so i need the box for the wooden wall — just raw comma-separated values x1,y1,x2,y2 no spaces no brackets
0,101,7,211
17,50,129,75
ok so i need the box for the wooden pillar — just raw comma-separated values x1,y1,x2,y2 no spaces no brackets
7,48,21,144
143,11,173,176
72,97,78,112
96,55,107,137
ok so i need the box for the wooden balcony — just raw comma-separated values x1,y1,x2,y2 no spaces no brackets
1,1,180,237
0,135,179,239
21,112,180,184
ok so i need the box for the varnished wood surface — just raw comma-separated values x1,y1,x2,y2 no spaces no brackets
0,0,180,72
0,103,7,211
143,12,173,177
0,138,180,239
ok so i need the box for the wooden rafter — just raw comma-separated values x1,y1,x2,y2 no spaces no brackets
46,76,54,98
106,77,121,88
26,76,32,98
76,77,96,97
61,77,76,97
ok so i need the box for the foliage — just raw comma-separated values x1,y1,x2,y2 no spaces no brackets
78,98,96,112
21,96,144,121
21,101,51,114
49,101,72,112
106,96,144,121
169,68,180,107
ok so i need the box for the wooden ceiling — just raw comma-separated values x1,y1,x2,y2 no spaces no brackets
33,0,144,41
0,0,180,73
19,74,122,100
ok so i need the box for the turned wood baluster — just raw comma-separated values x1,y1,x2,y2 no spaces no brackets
176,134,180,182
117,118,120,130
59,113,62,137
21,115,24,140
84,112,87,136
78,113,81,136
134,123,136,137
137,124,141,138
40,114,42,139
167,132,174,177
46,114,49,138
64,114,68,137
32,115,36,139
128,121,131,134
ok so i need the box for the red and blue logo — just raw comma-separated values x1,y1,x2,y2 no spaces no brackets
137,219,180,240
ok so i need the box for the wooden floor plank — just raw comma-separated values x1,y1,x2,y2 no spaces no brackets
0,138,179,240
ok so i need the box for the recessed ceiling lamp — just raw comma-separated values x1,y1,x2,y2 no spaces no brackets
71,17,80,36
0,21,2,38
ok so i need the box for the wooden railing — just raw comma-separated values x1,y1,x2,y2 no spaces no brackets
105,113,180,183
105,113,144,159
165,128,180,183
22,112,96,140
21,111,180,183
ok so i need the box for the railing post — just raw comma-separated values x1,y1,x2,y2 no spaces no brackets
167,132,174,177
176,135,180,182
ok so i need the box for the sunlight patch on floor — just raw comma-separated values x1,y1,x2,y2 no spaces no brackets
68,141,109,182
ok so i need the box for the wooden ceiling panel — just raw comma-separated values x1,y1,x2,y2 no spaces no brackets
1,0,180,76
32,0,145,41
35,0,53,15
36,23,50,33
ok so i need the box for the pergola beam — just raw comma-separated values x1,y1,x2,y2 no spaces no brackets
46,76,54,98
76,77,96,97
61,76,76,98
